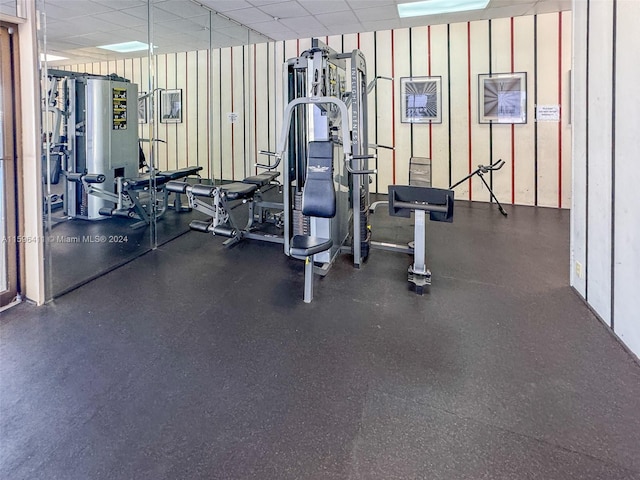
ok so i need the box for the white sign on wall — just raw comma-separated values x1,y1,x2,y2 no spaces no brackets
227,112,238,124
536,105,560,122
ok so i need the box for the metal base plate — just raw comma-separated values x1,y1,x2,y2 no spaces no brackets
408,266,431,295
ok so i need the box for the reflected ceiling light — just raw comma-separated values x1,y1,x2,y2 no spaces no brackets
40,53,68,62
97,41,150,53
397,0,490,18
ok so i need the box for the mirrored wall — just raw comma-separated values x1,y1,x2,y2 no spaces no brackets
38,0,267,299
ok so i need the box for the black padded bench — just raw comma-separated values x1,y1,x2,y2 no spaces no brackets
242,171,280,188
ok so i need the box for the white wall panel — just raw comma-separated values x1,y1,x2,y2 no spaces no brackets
536,13,561,208
570,1,587,295
375,30,394,193
430,24,449,190
393,28,411,186
586,1,613,326
513,15,536,206
488,17,513,204
448,22,471,200
613,0,640,354
469,20,490,203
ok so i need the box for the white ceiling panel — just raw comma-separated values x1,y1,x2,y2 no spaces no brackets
92,10,147,29
353,5,399,22
298,0,350,15
258,1,312,19
56,0,114,18
90,0,147,8
278,15,326,35
316,9,360,27
222,7,274,24
155,0,212,18
40,0,571,65
247,0,294,5
200,0,252,12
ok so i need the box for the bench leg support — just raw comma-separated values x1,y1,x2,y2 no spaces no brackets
303,256,314,303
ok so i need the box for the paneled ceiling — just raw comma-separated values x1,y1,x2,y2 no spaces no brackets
39,0,571,65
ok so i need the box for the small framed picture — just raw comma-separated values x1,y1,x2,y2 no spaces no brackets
479,72,527,124
160,89,182,124
138,93,148,124
400,76,442,124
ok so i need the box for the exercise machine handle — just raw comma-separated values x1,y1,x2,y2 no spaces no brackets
255,150,281,170
345,154,377,175
66,172,105,184
479,159,505,173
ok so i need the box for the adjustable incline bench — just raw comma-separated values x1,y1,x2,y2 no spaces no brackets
166,170,281,245
73,166,203,228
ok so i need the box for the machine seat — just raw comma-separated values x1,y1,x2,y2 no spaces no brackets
157,166,203,181
242,171,280,187
290,235,333,257
219,182,258,200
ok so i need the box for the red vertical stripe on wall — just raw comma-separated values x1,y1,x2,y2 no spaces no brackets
467,22,472,200
511,17,515,204
296,39,300,56
357,32,360,49
391,30,396,185
557,12,563,208
231,47,235,180
428,26,433,162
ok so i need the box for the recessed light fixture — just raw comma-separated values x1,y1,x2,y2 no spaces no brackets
40,53,68,62
398,0,490,18
97,41,150,53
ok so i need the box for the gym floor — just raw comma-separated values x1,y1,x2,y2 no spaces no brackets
2,200,639,480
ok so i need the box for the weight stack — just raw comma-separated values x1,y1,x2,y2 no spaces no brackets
293,191,309,236
359,188,371,260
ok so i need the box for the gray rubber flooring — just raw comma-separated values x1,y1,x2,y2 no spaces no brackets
2,200,639,480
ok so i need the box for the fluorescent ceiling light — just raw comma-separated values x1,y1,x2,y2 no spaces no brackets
97,41,149,53
398,0,490,18
40,53,68,62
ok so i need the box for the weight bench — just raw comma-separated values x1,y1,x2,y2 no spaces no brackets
166,179,259,241
289,141,335,303
167,170,283,245
94,166,202,227
388,185,454,294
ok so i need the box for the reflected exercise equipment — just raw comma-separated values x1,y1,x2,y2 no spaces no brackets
43,69,200,227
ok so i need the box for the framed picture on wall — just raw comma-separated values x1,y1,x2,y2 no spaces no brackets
137,93,148,124
160,89,182,124
400,76,442,124
479,72,527,124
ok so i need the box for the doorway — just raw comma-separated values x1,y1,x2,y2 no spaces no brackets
0,23,20,308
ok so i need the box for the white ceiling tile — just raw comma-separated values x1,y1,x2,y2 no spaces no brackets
278,15,324,32
123,4,177,22
258,1,311,19
247,19,296,35
348,0,398,9
298,0,350,15
315,9,359,27
61,0,115,17
224,7,274,24
155,0,213,18
92,10,146,28
90,0,147,9
200,0,253,12
247,0,289,5
360,18,401,32
353,4,398,22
